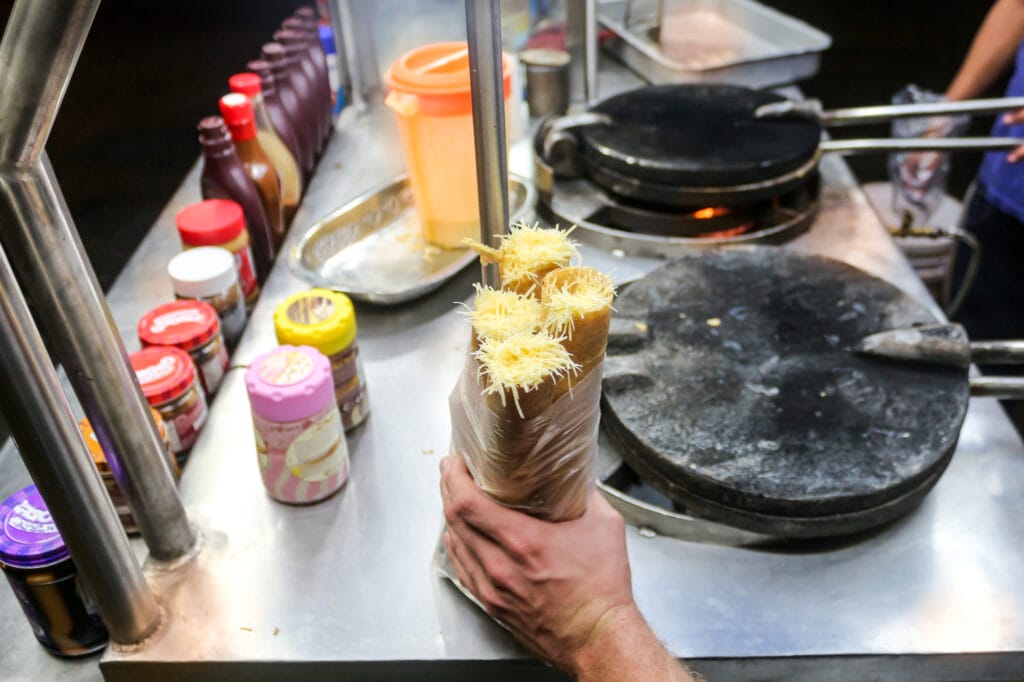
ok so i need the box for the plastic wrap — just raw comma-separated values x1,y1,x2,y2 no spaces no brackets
889,84,970,225
449,353,602,522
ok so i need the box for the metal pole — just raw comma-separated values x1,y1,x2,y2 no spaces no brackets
584,0,599,105
0,0,195,562
325,0,352,105
0,242,162,644
466,0,509,288
333,0,366,111
566,0,599,106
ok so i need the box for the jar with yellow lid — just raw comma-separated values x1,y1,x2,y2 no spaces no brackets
274,289,368,431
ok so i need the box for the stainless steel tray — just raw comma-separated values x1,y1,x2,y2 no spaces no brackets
598,0,832,88
289,174,536,305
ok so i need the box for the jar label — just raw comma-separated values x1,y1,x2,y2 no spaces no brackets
199,343,229,395
286,408,347,482
136,355,179,385
168,388,208,452
5,500,57,543
259,350,314,385
149,308,206,334
235,246,258,298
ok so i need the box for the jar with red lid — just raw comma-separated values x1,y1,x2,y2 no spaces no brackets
138,300,229,396
130,346,208,467
175,199,260,311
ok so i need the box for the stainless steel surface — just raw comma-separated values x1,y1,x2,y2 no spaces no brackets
854,323,973,368
969,339,1024,365
289,174,536,304
585,0,599,104
820,136,1024,154
0,238,161,645
0,0,194,564
969,376,1024,399
756,95,1024,127
331,0,369,110
465,0,510,288
599,0,831,88
325,0,350,99
566,0,600,105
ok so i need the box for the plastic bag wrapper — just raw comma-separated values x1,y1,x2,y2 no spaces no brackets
888,84,970,225
448,353,602,522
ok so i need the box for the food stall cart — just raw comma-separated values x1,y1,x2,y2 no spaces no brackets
0,1,1022,680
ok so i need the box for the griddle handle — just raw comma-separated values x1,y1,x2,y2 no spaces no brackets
969,340,1024,365
820,137,1024,155
969,376,1024,400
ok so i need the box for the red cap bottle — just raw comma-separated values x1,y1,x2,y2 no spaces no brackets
219,94,285,249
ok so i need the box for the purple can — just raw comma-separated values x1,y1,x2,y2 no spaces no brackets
0,486,108,657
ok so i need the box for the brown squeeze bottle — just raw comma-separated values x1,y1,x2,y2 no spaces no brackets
281,17,332,143
219,94,286,250
262,43,318,174
247,58,310,181
270,33,324,154
198,116,275,281
276,27,331,146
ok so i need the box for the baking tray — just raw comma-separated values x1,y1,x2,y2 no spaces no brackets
597,0,831,88
289,174,536,305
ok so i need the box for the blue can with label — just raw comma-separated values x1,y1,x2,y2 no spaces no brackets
0,485,108,657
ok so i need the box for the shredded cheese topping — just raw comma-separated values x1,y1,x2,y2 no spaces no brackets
468,285,546,341
466,223,579,294
473,332,579,416
542,267,616,339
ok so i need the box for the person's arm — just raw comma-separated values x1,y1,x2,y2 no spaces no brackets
439,455,696,681
946,0,1024,101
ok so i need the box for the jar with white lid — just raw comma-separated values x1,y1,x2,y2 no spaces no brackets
167,246,247,349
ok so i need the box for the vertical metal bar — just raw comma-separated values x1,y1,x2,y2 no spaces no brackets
0,242,162,644
325,0,352,103
333,0,366,111
466,0,509,288
0,0,195,562
584,0,599,104
566,0,600,105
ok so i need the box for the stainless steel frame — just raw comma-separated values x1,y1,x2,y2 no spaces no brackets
0,0,194,564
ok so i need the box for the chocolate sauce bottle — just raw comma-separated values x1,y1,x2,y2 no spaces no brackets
262,43,318,174
270,34,323,153
246,58,310,181
278,22,332,144
219,94,285,250
198,116,275,281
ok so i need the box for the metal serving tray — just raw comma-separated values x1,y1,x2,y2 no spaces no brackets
289,173,536,305
598,0,832,88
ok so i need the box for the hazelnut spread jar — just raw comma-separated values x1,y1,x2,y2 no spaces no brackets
273,289,369,431
130,346,208,467
175,199,260,311
138,299,230,396
245,345,349,505
167,246,247,349
0,486,108,657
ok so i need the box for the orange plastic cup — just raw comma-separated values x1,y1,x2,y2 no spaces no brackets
385,42,512,249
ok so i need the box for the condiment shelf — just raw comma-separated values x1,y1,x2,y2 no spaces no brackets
2,63,1024,682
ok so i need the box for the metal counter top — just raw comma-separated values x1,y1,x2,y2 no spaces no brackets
2,72,1023,682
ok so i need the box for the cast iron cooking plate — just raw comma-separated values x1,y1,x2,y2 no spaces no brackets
580,83,821,188
601,247,970,538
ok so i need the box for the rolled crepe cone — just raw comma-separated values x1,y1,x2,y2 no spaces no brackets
465,223,578,298
541,266,615,398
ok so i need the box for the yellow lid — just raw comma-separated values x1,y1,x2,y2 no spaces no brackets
274,289,357,357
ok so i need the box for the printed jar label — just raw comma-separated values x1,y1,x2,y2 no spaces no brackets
198,343,229,395
235,246,258,298
285,408,346,482
167,389,208,453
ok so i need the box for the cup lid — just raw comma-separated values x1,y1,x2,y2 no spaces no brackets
130,346,197,405
273,289,356,356
167,246,238,299
245,345,334,422
385,41,512,115
176,199,246,246
138,300,220,351
0,486,69,568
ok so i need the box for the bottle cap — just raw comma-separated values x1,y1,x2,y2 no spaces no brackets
138,300,221,352
167,246,238,299
274,289,356,356
318,24,335,55
245,345,335,422
0,486,70,569
273,29,303,46
176,199,246,246
262,42,287,68
130,346,197,406
229,73,263,97
219,93,257,141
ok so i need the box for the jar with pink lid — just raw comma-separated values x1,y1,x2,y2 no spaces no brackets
245,345,349,504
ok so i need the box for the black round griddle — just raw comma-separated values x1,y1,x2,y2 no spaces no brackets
601,247,970,538
580,84,822,189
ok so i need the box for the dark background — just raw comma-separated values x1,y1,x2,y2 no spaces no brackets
29,0,1008,291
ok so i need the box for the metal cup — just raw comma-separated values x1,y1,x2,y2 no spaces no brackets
520,48,571,117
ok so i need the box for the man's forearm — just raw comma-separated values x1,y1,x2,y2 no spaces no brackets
947,0,1024,100
570,604,696,682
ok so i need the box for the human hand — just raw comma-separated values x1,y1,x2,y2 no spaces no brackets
1001,108,1024,162
439,454,635,674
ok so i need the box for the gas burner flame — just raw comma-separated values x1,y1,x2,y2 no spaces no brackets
692,206,731,220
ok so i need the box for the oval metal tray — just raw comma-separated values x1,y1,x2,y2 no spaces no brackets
289,174,536,304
